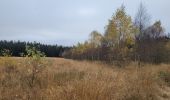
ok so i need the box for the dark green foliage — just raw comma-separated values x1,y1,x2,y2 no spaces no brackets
0,40,70,57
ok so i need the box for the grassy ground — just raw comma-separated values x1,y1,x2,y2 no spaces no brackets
0,57,170,100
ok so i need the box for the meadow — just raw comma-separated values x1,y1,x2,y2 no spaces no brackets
0,57,170,100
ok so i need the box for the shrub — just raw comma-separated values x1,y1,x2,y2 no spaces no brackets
0,49,12,57
21,46,48,88
158,71,170,85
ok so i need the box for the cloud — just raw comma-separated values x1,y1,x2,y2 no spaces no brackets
77,8,97,17
0,0,169,46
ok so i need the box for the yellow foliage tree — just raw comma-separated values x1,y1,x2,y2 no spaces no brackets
104,5,136,47
89,31,103,48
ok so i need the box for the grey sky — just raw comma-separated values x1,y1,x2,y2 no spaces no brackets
0,0,169,46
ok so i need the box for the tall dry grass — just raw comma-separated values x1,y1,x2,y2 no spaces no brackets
0,57,170,100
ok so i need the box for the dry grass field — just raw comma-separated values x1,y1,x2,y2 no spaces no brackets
0,57,170,100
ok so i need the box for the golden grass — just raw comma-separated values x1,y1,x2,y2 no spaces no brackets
0,57,170,100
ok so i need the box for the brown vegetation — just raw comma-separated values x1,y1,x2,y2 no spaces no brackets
0,57,170,100
63,4,170,65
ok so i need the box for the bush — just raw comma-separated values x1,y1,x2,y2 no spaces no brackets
158,71,170,85
22,46,47,88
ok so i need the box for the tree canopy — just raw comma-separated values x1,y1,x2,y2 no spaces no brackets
63,4,170,65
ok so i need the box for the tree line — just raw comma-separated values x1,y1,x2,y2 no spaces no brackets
0,40,70,57
63,3,170,65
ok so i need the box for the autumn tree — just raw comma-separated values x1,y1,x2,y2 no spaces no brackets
136,20,167,64
135,3,151,38
104,5,136,47
145,20,165,38
104,17,118,47
89,31,103,48
102,5,137,65
63,4,170,65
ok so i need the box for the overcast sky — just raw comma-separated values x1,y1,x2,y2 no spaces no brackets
0,0,169,46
